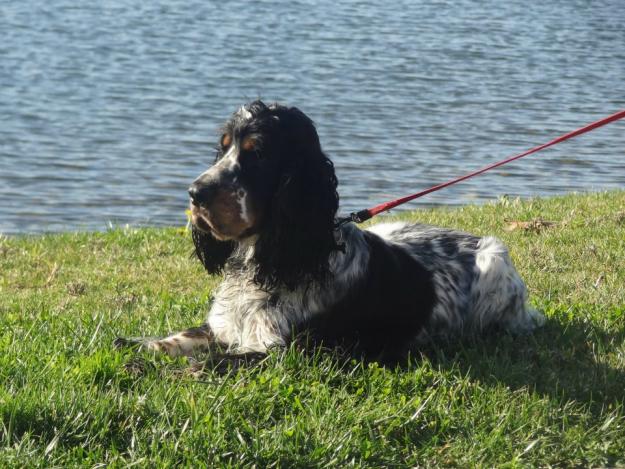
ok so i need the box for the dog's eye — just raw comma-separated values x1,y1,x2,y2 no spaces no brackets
221,133,232,148
241,136,256,153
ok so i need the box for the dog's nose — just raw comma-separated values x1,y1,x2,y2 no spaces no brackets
188,183,217,205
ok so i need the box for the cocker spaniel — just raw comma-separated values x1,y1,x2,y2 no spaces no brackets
115,100,544,363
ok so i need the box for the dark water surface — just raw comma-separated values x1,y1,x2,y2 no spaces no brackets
1,0,624,234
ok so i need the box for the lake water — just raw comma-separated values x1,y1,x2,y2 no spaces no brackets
1,0,624,234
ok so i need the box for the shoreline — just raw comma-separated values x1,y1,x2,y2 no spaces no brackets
2,189,623,238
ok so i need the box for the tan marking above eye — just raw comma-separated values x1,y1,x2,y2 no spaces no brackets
221,133,232,148
241,136,256,152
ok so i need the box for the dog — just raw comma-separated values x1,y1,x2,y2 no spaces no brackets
115,100,544,363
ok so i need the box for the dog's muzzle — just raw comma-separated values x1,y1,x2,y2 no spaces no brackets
188,181,218,206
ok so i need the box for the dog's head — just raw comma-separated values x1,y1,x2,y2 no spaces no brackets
189,101,340,289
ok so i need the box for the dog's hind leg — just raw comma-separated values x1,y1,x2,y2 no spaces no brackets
114,324,216,357
472,237,545,333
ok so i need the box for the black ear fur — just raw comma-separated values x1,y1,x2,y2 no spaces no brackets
253,106,340,291
191,226,235,274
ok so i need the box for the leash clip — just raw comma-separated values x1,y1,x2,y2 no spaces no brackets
334,209,373,229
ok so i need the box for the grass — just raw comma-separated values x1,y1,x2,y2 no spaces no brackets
1,191,624,467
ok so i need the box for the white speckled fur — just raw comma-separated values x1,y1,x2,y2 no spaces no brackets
207,223,370,352
236,190,250,223
204,221,542,353
238,106,253,120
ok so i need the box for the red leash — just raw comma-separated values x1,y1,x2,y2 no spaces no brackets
338,109,625,226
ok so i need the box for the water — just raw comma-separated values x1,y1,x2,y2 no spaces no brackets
1,0,624,234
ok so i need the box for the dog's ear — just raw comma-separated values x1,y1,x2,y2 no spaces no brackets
191,226,235,274
253,106,340,291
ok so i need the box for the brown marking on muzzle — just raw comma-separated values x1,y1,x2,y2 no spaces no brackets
190,188,258,240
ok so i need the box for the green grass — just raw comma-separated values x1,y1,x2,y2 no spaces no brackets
1,191,624,467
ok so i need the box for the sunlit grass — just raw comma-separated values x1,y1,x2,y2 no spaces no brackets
1,191,624,467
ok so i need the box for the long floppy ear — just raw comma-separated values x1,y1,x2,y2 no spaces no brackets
253,106,340,291
191,226,235,274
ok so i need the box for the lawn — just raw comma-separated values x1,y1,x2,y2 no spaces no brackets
1,191,624,467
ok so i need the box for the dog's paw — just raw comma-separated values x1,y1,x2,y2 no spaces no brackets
113,336,177,356
113,336,143,350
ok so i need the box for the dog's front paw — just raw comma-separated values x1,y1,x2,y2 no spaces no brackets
113,336,179,356
113,336,144,350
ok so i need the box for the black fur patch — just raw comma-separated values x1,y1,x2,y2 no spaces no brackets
302,231,437,362
191,226,235,274
249,104,341,290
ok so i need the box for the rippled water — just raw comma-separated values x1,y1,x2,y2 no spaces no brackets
1,0,624,234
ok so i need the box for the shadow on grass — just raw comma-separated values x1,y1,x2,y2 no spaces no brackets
119,315,625,413
420,316,625,411
4,317,622,458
